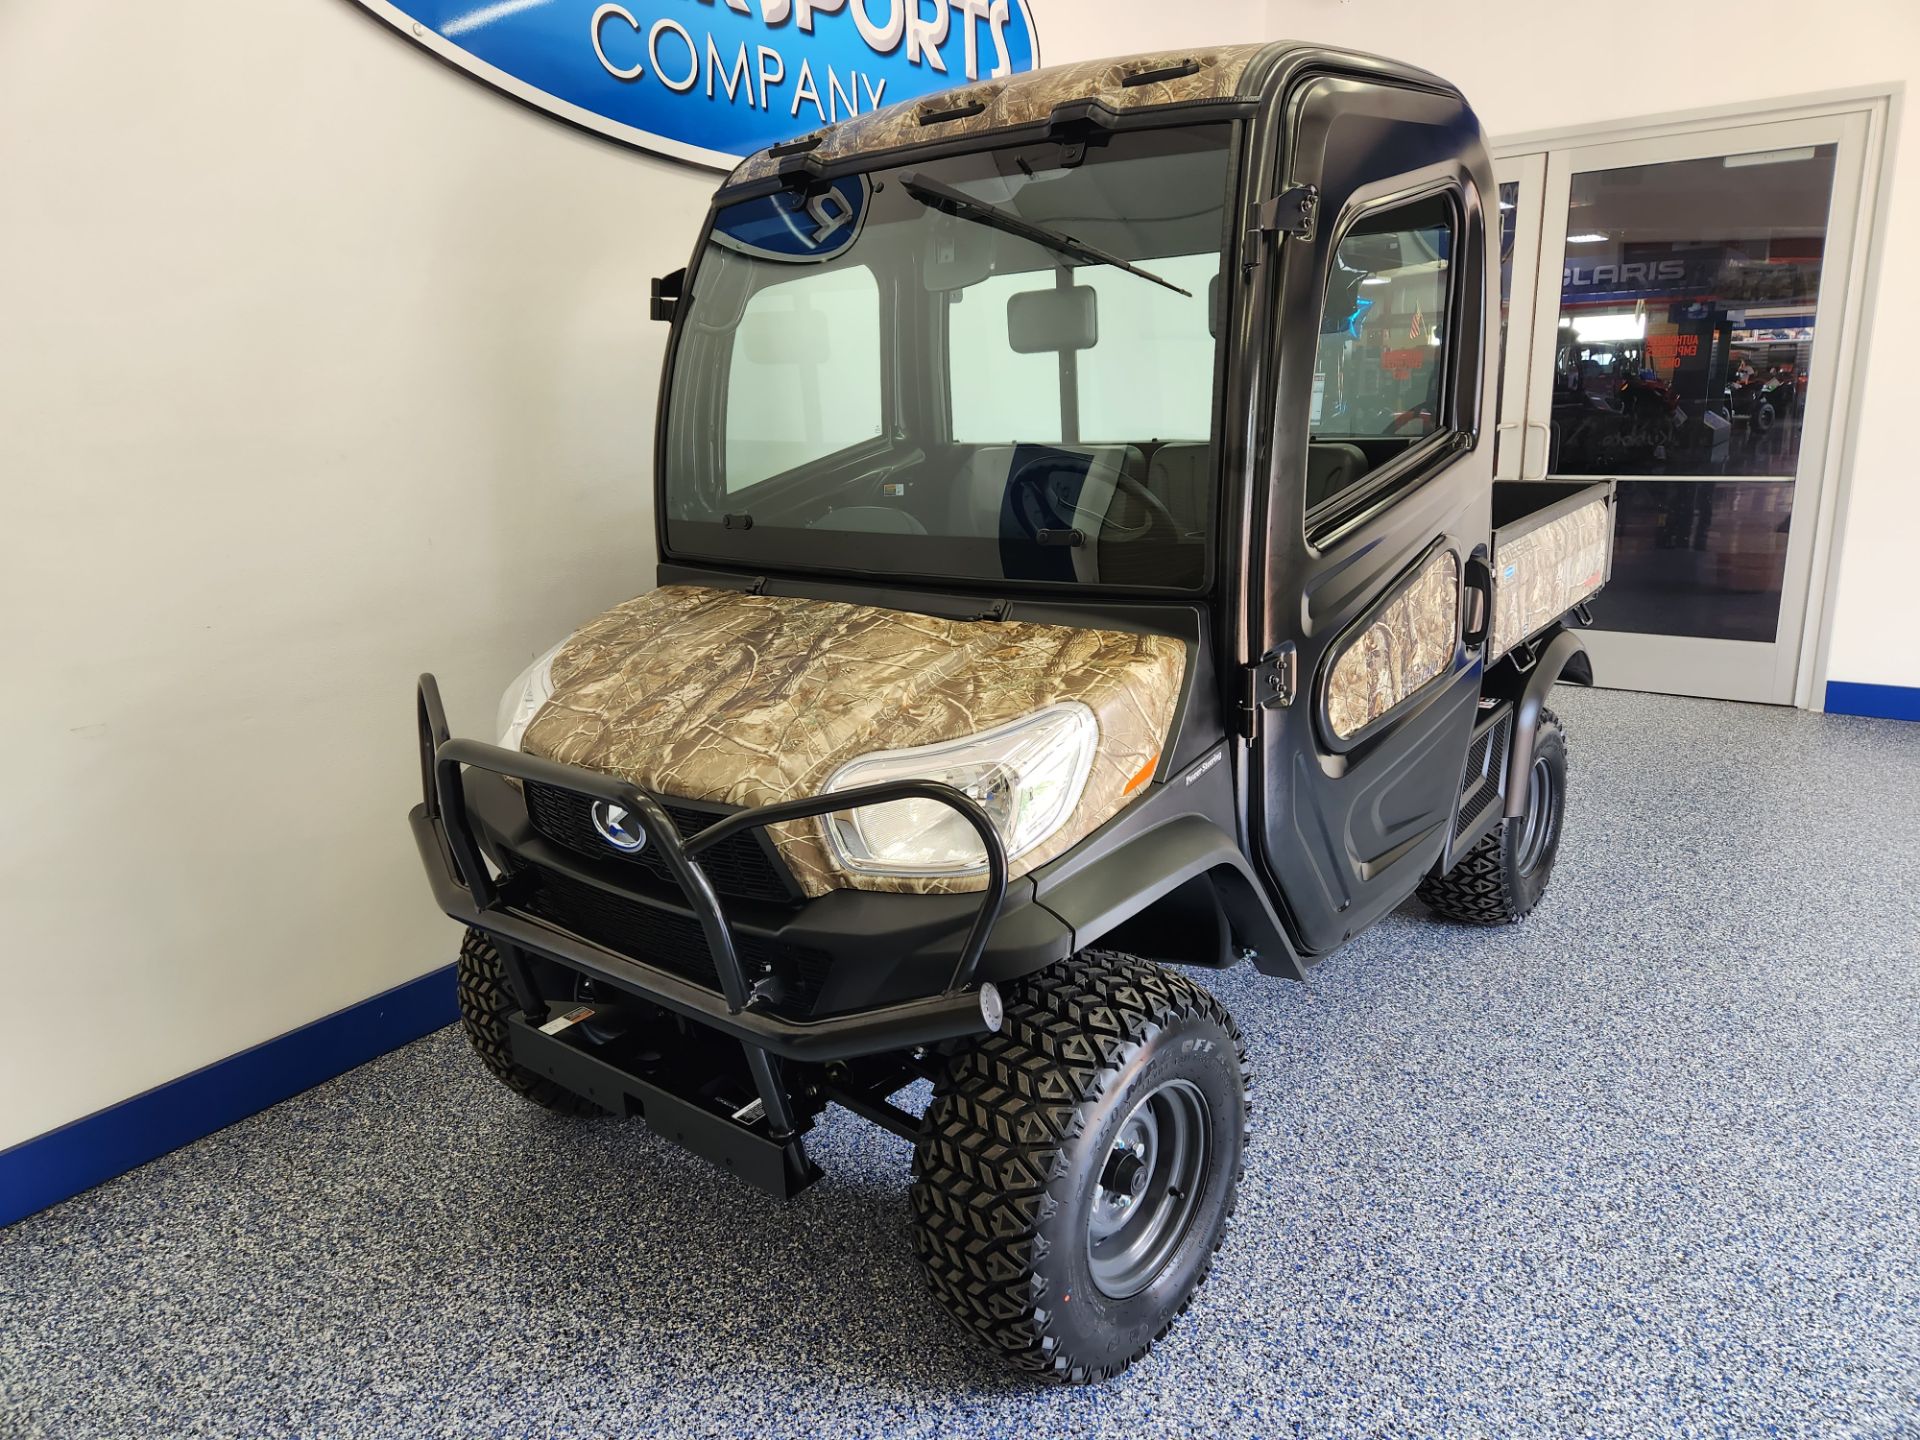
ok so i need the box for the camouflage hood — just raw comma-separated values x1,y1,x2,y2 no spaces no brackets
520,586,1186,896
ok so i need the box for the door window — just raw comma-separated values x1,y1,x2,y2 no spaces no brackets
1307,194,1456,514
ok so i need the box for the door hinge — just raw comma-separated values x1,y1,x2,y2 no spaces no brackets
1244,184,1319,264
1237,642,1297,731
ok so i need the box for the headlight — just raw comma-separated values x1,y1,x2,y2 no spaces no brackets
495,639,568,750
822,704,1098,877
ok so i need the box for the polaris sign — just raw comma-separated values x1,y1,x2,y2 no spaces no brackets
358,0,1042,170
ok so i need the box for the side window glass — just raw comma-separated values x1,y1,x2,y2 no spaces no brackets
725,265,882,491
948,272,1064,444
1075,256,1219,440
947,255,1220,445
1307,194,1456,515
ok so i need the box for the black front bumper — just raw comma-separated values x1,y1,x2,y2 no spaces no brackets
411,676,1067,1064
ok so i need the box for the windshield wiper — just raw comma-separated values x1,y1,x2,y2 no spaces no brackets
898,172,1192,297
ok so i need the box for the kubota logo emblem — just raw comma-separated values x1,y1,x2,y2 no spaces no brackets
591,800,648,853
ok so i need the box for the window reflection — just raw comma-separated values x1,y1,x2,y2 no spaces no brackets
1586,480,1793,641
1306,194,1455,513
1495,180,1518,425
1548,145,1836,478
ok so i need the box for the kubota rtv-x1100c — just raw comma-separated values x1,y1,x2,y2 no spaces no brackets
410,42,1613,1383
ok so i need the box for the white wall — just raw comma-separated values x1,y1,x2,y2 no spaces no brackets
0,1,713,1150
1261,0,1917,691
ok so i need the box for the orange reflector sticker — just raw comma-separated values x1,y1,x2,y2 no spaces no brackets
1123,753,1160,795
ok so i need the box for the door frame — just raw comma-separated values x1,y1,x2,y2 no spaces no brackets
1491,85,1897,709
1492,153,1549,481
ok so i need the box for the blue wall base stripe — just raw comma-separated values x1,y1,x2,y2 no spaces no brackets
1825,681,1920,722
0,964,458,1228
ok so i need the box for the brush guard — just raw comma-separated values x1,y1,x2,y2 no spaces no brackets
410,675,1009,1196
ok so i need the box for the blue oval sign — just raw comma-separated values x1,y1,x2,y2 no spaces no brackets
358,0,1042,170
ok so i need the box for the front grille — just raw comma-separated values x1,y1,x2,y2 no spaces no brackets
524,781,798,903
512,861,832,1014
1454,714,1511,839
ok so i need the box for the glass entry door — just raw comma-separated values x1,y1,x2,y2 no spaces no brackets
1508,114,1870,703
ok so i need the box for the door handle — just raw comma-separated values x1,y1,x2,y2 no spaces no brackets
1522,420,1552,480
1463,555,1493,649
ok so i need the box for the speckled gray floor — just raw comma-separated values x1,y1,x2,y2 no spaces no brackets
4,690,1918,1438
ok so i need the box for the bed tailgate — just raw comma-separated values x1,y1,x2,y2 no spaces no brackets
1487,480,1615,660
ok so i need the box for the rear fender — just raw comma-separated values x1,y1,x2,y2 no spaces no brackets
1492,626,1590,819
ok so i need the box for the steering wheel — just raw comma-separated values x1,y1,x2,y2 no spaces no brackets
1004,453,1179,545
1106,468,1182,541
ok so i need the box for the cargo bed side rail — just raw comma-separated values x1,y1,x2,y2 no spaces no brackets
1486,477,1615,660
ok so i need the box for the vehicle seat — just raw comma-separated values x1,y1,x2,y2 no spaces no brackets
1305,441,1370,511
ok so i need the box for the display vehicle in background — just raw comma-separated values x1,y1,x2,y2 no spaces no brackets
409,43,1614,1383
1726,363,1802,436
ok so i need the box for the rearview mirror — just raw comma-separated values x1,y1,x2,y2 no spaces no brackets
1007,285,1098,353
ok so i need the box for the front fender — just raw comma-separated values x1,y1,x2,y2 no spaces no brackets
1033,814,1306,980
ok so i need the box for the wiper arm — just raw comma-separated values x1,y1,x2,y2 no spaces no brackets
899,172,1192,297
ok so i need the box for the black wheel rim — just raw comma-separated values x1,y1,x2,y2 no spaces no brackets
1086,1079,1210,1299
1516,755,1559,876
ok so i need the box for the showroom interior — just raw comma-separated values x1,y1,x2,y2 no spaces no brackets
2,0,1916,1433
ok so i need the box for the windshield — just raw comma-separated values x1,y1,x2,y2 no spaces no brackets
662,124,1234,593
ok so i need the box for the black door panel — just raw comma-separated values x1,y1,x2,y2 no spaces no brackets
1253,73,1497,958
1345,665,1483,862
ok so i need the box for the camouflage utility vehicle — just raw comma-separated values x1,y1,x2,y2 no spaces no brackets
410,41,1613,1382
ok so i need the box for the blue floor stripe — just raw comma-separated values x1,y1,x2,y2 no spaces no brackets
1825,681,1920,722
0,965,457,1228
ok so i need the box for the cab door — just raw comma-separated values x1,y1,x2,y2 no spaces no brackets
1252,76,1494,957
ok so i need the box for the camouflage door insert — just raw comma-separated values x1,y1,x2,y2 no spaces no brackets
1325,549,1461,740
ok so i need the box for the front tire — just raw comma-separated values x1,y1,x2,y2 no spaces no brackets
1418,707,1568,925
456,928,605,1116
910,952,1249,1384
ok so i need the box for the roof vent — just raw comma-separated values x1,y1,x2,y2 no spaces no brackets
1121,57,1201,87
917,96,989,126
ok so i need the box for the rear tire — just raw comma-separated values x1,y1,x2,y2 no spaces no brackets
456,927,605,1116
1418,707,1568,925
910,951,1249,1384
